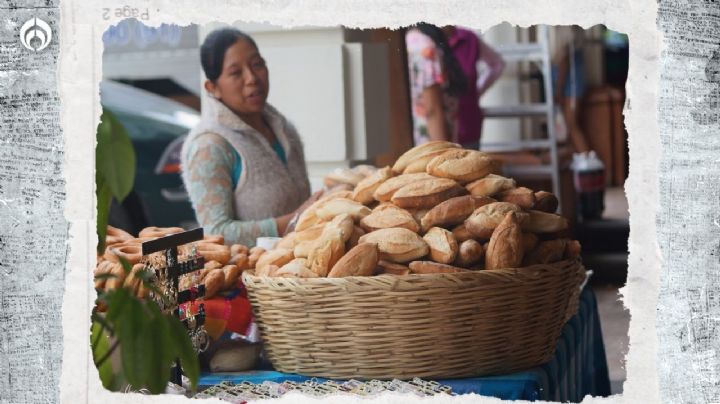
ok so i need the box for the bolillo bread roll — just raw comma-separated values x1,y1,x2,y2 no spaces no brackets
523,239,568,266
420,195,476,232
465,174,516,197
315,198,371,221
485,212,524,270
375,260,411,276
373,172,435,202
426,149,496,183
391,178,465,209
392,140,460,174
454,239,484,267
534,191,559,213
275,258,319,278
496,187,536,210
451,223,474,243
423,227,458,264
328,243,379,277
359,228,429,263
352,166,394,205
255,248,294,271
465,202,528,239
360,203,420,233
521,210,569,233
403,148,459,174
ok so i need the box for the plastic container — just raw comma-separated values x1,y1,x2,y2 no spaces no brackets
571,151,605,220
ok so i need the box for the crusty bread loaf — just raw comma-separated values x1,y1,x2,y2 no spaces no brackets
465,202,528,239
375,260,410,276
275,258,318,278
222,265,240,289
322,213,355,243
485,212,524,270
523,239,568,266
392,140,460,174
426,149,495,183
307,233,345,277
255,248,294,271
454,239,484,267
534,191,559,213
451,223,474,243
323,168,365,188
373,173,435,202
294,223,326,244
465,174,516,197
328,243,379,277
203,268,225,298
496,187,536,209
346,226,365,250
228,253,249,269
360,204,420,233
564,240,582,259
352,166,393,205
391,178,465,209
230,244,249,256
403,148,459,174
315,198,371,221
293,241,313,258
294,200,328,231
359,228,429,263
521,233,539,253
521,210,569,233
409,261,469,274
420,195,475,232
275,232,297,249
423,227,458,264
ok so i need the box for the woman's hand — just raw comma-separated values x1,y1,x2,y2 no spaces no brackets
275,190,325,235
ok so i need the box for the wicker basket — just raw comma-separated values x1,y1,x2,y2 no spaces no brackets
242,258,586,380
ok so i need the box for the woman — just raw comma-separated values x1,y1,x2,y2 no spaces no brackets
405,23,468,145
181,28,319,247
445,26,505,149
552,25,590,153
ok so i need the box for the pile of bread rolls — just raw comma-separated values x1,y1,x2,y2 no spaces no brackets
253,141,581,278
94,226,254,299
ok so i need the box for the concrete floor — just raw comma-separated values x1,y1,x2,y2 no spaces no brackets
590,186,630,395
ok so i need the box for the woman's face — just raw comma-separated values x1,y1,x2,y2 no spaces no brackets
207,39,269,118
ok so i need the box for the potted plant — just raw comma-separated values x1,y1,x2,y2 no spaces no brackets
92,108,199,394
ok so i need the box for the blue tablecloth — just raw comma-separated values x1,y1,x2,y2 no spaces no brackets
199,287,611,402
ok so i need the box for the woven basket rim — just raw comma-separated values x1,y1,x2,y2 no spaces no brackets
242,258,583,287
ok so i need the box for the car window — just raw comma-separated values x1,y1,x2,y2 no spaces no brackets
111,110,190,142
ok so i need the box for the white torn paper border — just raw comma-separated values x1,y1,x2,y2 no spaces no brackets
39,0,715,403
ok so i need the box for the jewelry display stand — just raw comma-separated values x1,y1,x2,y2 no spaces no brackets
141,228,208,387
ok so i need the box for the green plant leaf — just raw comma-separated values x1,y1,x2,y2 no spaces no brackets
91,320,115,390
118,298,149,389
118,256,133,275
96,109,136,203
96,175,112,255
166,314,200,392
105,287,129,322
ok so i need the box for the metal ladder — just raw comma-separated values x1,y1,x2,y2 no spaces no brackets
479,25,562,212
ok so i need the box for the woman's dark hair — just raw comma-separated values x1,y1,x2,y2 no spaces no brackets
414,23,468,96
200,28,258,82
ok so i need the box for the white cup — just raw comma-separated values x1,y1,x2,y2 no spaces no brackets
255,237,281,250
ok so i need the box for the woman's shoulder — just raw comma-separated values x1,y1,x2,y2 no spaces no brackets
183,131,235,163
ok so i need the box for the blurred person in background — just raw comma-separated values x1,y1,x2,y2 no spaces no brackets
444,26,505,150
405,22,467,145
552,25,590,153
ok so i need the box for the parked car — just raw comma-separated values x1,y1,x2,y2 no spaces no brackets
100,80,199,235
